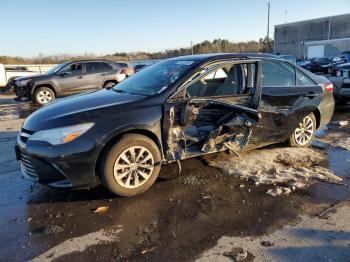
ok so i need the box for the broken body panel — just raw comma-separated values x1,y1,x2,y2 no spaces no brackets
162,59,324,161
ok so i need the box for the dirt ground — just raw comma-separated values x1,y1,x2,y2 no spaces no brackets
0,94,349,262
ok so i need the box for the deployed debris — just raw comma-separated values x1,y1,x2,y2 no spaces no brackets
223,247,248,261
260,240,275,247
93,206,109,214
266,187,291,197
43,225,65,234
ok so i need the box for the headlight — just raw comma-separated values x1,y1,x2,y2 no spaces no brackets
16,79,31,87
29,123,94,145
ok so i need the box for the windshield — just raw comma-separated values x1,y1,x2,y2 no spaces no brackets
113,60,197,96
46,62,71,75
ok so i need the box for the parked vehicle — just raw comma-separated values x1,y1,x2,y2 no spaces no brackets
302,57,331,73
134,64,148,73
15,60,134,106
15,53,335,196
329,63,350,104
336,62,350,78
277,55,297,64
321,53,350,75
0,64,39,89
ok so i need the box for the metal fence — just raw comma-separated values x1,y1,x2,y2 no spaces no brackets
6,64,57,73
7,60,160,74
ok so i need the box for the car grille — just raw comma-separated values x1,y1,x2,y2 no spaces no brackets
20,152,39,181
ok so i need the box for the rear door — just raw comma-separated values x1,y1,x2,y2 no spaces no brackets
83,62,111,91
249,60,323,147
163,60,262,161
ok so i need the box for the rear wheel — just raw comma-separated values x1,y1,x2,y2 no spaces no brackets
288,113,316,147
99,134,161,196
34,87,55,105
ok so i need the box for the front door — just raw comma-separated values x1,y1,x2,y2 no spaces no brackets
55,62,87,95
163,60,262,161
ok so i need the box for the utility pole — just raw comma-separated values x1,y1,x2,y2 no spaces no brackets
191,41,194,55
266,1,271,53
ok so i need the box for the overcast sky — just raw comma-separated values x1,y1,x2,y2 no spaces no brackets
1,0,349,57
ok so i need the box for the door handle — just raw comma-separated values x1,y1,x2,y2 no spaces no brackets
303,92,319,98
100,73,106,76
77,75,83,79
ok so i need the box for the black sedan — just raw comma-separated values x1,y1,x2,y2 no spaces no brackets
16,53,335,196
303,57,331,73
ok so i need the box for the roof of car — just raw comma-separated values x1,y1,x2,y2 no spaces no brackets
168,53,279,62
70,59,114,63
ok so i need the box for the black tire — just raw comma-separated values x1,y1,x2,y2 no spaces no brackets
288,113,316,148
99,134,161,196
34,87,55,106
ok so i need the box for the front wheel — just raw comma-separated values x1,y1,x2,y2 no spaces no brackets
288,113,316,147
34,87,55,106
99,134,161,196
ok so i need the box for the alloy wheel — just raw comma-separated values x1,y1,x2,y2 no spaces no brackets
113,146,154,189
37,90,53,104
294,116,314,146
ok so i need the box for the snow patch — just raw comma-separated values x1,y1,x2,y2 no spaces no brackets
203,147,342,195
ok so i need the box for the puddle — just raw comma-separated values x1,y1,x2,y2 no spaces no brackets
0,95,38,121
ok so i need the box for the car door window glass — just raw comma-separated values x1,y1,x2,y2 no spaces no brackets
86,62,108,73
187,65,238,97
60,63,82,75
101,62,113,71
296,69,315,86
262,61,295,87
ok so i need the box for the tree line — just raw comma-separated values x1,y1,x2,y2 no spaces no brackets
0,38,273,64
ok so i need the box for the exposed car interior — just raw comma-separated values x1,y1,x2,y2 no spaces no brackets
187,63,256,98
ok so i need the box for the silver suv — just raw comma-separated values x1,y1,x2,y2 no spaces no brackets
15,60,134,105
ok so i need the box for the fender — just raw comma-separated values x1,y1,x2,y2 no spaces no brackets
31,81,59,95
93,121,164,167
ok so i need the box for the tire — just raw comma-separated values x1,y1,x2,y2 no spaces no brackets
34,87,55,106
288,113,316,147
99,134,161,196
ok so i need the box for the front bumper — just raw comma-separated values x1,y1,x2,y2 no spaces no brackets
15,129,99,189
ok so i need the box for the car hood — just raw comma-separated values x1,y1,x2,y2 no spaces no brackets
23,89,146,131
15,73,52,82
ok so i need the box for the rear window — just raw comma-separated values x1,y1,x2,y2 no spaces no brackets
262,61,295,87
86,62,112,73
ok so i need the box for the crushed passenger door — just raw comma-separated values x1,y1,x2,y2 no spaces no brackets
162,60,262,161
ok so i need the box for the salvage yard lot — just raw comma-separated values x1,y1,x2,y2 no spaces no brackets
0,94,350,261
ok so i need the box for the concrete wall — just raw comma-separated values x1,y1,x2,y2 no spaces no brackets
274,14,350,59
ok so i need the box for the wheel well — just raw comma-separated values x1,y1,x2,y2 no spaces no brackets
33,84,56,96
103,80,118,87
95,129,162,176
313,108,321,129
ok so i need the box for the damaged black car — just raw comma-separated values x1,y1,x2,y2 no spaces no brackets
15,53,335,196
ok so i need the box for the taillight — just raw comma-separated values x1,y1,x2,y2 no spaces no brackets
323,82,334,92
120,69,126,74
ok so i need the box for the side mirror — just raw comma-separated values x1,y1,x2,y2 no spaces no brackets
58,71,71,77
